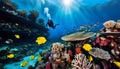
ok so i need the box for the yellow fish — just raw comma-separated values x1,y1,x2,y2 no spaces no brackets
15,34,20,39
7,54,14,59
36,36,47,45
88,56,93,62
82,43,92,51
30,55,35,60
38,55,42,61
20,61,28,67
113,61,120,68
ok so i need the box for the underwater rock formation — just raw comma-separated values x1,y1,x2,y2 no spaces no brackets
0,8,49,44
38,18,45,27
28,10,39,23
0,0,18,10
17,10,27,17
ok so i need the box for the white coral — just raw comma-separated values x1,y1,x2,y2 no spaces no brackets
103,20,116,28
71,54,92,69
51,42,64,53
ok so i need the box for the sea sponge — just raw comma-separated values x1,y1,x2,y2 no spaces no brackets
71,54,92,69
103,20,116,28
115,20,120,29
51,42,64,53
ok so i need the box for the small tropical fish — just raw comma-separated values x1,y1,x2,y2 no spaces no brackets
15,34,20,39
38,55,42,61
30,55,35,60
5,39,13,44
7,54,14,59
88,56,93,62
20,61,28,67
82,43,92,51
36,36,47,45
113,61,120,68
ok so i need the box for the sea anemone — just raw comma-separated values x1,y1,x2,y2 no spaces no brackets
89,48,111,60
71,54,92,69
103,20,116,28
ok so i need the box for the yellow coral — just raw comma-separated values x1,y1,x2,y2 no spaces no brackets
113,61,120,68
88,56,93,62
38,55,42,61
30,55,35,60
20,61,28,67
82,44,92,51
7,54,14,59
36,36,47,45
15,34,20,39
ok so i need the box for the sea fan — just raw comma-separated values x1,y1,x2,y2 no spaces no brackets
89,48,111,60
71,54,92,69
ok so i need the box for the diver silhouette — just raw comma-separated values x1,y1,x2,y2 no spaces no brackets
46,20,59,29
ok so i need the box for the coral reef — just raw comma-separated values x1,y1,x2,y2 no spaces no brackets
28,10,39,23
89,48,111,60
51,42,64,53
1,0,18,10
71,54,92,69
115,20,120,29
17,10,27,17
103,20,116,29
38,18,45,27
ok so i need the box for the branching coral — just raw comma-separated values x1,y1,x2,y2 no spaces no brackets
71,54,92,69
51,42,64,53
89,48,111,60
103,20,116,28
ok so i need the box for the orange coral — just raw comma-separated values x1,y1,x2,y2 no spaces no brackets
75,47,82,54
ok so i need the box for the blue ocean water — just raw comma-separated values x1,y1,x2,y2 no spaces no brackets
10,0,120,39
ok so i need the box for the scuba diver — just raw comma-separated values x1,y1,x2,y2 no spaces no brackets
46,20,59,29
